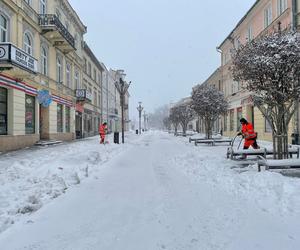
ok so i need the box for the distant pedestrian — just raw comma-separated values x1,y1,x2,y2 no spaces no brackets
99,122,108,144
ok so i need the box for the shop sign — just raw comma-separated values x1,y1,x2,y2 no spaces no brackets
37,89,52,107
0,43,38,73
75,89,92,102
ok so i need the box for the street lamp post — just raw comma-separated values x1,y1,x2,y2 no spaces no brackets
137,102,144,134
115,77,131,144
143,111,147,131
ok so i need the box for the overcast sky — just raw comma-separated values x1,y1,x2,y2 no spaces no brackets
69,0,256,118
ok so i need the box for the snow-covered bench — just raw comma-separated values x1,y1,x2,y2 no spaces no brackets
265,147,300,158
176,132,195,137
257,156,300,172
226,147,267,160
189,137,207,143
195,138,232,146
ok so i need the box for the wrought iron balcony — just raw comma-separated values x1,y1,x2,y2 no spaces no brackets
39,14,75,53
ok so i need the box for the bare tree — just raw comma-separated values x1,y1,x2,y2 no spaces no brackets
148,105,170,130
163,117,171,131
231,31,300,159
175,102,195,136
169,106,181,135
191,85,228,139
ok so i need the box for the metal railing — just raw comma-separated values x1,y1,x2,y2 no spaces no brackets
38,14,75,49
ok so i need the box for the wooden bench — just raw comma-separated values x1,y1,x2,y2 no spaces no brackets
226,147,267,160
258,156,300,172
194,138,233,146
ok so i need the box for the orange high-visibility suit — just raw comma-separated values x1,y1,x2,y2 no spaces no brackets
99,124,107,144
241,122,259,149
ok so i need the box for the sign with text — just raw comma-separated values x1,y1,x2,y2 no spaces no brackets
0,43,38,74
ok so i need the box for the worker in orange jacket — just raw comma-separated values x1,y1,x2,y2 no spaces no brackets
237,118,260,149
99,122,108,144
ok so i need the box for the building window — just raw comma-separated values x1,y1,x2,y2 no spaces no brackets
236,107,243,131
24,32,33,55
93,69,96,81
40,0,47,14
74,34,78,49
66,63,71,88
25,95,35,134
277,0,287,16
75,70,80,89
94,91,97,105
84,58,87,73
265,118,272,133
57,55,63,83
56,9,61,20
0,87,7,135
88,62,91,76
25,0,32,5
65,21,69,31
57,104,63,132
98,93,101,107
224,113,228,132
0,14,8,42
264,4,272,28
41,45,48,75
65,106,70,132
230,109,234,131
247,25,253,41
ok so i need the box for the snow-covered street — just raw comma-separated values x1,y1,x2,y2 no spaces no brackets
0,131,300,250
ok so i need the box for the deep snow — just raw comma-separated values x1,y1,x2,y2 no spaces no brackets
0,131,299,250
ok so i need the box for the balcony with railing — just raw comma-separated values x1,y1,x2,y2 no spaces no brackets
39,14,75,53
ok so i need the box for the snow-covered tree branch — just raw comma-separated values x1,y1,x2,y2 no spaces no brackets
191,85,228,139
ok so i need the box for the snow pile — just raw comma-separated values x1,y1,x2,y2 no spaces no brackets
0,132,137,233
170,138,300,218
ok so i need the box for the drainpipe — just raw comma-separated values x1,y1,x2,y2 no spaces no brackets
216,47,224,133
292,0,299,143
292,0,298,30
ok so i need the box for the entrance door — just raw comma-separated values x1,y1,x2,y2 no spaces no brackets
75,113,82,138
39,104,49,140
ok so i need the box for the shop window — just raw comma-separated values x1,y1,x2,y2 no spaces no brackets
65,106,70,133
0,14,8,42
0,87,7,135
57,104,63,132
25,95,35,134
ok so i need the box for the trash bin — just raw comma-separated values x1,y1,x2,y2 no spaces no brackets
136,129,139,134
114,132,119,144
291,133,299,145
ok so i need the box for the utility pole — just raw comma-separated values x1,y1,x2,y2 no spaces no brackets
115,77,131,143
137,102,143,134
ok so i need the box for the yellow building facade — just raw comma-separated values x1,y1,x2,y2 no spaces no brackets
0,0,86,151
